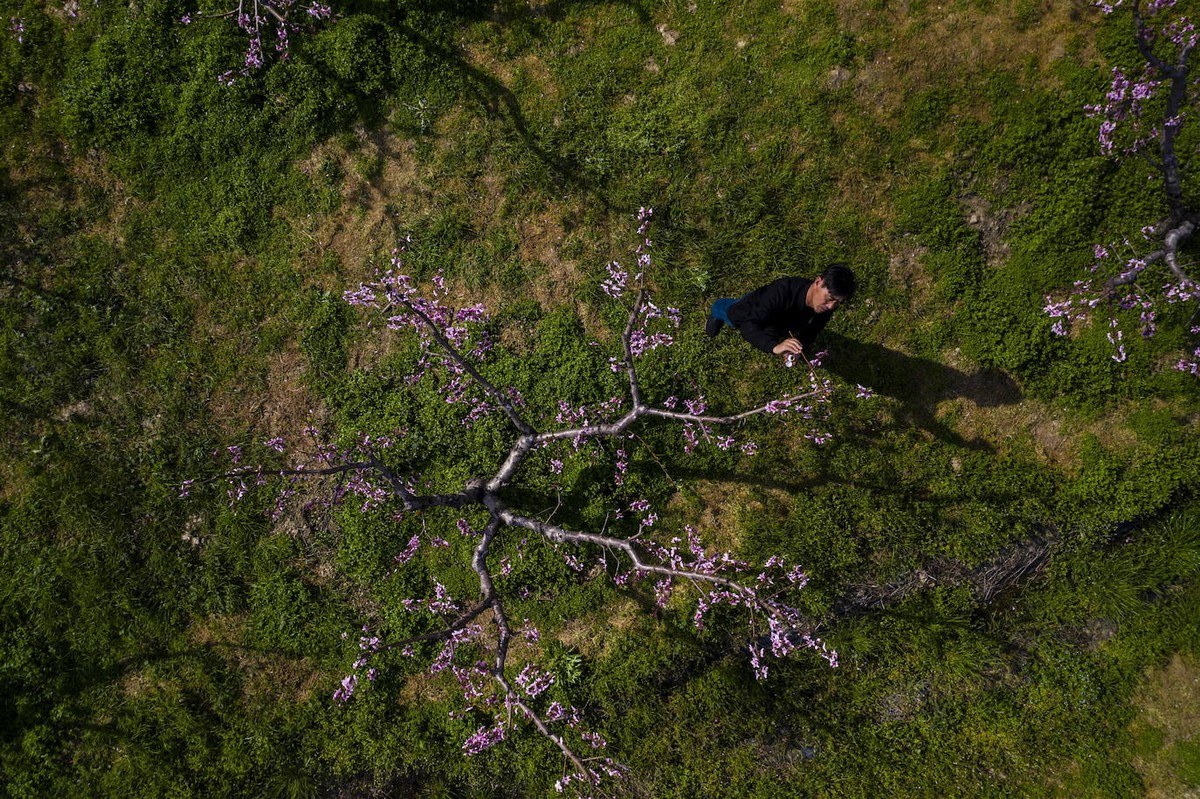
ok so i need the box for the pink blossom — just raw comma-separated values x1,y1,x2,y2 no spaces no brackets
462,724,507,755
333,673,358,702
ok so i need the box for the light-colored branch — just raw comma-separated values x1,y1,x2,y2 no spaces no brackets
493,671,592,780
468,516,594,781
496,508,751,594
214,461,375,483
483,382,825,492
1162,219,1198,283
1105,248,1163,291
639,393,826,425
1104,219,1197,291
622,289,647,408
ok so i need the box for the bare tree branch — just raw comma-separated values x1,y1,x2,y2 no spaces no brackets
1162,219,1198,283
375,598,495,653
496,508,754,595
1103,219,1197,292
1133,0,1172,73
622,289,647,408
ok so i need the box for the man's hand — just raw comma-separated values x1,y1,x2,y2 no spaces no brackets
771,337,804,356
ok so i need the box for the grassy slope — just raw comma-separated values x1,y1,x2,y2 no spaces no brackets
1,0,1199,796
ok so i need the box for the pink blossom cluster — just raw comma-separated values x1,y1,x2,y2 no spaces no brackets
757,378,839,443
391,535,421,566
345,255,509,426
1085,1,1196,155
617,526,834,680
1177,339,1200,373
450,660,492,703
462,722,507,755
1059,3,1200,372
553,396,626,432
628,298,681,356
515,663,556,697
342,471,391,512
196,422,416,521
597,208,683,359
333,625,384,702
1085,67,1163,155
1045,242,1199,367
183,0,333,85
554,760,629,795
653,395,757,456
600,261,627,299
357,599,616,781
519,619,540,643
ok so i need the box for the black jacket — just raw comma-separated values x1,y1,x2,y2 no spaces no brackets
726,277,832,354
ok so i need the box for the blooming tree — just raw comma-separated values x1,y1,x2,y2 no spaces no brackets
1046,0,1200,372
180,0,332,84
186,210,854,794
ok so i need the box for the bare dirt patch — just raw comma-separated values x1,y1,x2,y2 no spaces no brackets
516,207,590,310
188,613,325,703
887,237,933,303
1130,653,1200,798
963,193,1031,267
947,392,1142,471
70,149,139,247
462,43,559,99
398,670,455,705
667,480,794,554
262,346,321,438
206,341,319,441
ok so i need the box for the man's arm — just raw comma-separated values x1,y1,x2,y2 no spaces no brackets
738,322,789,354
772,336,805,356
797,312,831,354
726,278,803,354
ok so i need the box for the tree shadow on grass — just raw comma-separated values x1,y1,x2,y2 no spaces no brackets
376,0,650,200
818,332,1023,451
660,332,1026,497
0,639,303,756
395,25,598,197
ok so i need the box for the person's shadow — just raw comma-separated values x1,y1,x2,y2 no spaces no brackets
818,332,1023,450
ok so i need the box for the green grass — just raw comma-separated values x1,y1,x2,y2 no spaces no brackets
1,0,1199,796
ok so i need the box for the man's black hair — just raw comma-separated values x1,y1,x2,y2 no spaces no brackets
820,263,857,301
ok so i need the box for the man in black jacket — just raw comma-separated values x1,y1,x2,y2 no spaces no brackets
706,264,857,359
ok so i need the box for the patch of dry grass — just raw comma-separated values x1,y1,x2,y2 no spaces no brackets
293,126,427,278
942,390,1144,470
1130,653,1200,798
187,613,326,703
555,597,643,659
820,0,1101,120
